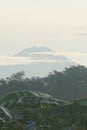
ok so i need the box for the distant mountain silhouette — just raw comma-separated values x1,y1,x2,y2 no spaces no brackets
15,47,53,56
0,47,76,78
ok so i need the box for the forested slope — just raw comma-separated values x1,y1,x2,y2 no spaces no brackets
0,65,87,101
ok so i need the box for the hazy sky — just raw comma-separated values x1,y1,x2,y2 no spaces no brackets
0,0,87,65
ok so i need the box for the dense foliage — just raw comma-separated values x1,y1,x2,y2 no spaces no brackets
0,91,87,130
0,65,87,129
0,65,87,101
0,91,68,130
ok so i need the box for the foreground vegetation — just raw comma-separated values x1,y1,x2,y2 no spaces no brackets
0,91,87,130
0,65,87,129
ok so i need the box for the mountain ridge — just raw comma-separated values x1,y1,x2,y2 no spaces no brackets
15,47,53,56
0,47,76,78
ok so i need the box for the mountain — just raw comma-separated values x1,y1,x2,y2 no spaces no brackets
0,47,76,78
15,46,53,56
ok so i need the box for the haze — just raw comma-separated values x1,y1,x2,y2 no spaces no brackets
0,0,87,65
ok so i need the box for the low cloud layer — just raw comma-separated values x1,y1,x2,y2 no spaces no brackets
0,57,33,65
0,55,69,66
0,52,87,66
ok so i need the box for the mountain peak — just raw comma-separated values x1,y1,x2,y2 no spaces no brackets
16,47,53,56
